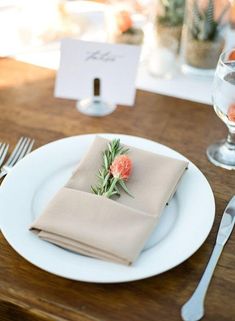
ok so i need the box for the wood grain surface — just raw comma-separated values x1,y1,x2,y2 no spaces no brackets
0,59,234,321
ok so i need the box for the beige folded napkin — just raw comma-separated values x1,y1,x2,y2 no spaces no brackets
30,136,188,265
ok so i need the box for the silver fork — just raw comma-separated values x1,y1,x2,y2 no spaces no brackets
0,142,9,167
0,137,34,179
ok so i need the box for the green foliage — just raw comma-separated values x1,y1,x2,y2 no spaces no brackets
190,0,230,41
91,139,131,198
158,0,185,27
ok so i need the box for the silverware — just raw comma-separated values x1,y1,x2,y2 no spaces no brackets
0,142,9,167
0,137,34,180
181,196,235,321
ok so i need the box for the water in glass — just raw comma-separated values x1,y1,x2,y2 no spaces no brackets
207,49,235,170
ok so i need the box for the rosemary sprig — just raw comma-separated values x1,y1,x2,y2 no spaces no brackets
91,139,131,198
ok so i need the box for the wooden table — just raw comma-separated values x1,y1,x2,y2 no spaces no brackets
0,59,234,321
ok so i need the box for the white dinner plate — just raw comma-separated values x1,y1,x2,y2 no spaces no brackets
0,134,215,283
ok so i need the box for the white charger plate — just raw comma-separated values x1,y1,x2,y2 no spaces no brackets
0,134,215,283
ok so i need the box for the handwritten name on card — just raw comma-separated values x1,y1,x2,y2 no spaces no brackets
55,39,141,106
85,50,123,62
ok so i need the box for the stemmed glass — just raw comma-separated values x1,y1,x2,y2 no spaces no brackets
207,48,235,169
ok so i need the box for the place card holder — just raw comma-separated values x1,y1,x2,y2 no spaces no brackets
76,78,116,117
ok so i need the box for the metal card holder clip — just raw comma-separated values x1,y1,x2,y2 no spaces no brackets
76,78,116,116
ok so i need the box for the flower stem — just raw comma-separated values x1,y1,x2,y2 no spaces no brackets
104,177,119,198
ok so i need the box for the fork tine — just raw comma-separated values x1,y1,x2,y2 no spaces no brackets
5,137,28,166
0,142,4,157
25,139,35,156
7,137,30,167
0,143,9,167
0,142,6,159
5,137,30,166
15,138,34,163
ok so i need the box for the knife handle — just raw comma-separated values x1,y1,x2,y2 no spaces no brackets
181,244,223,321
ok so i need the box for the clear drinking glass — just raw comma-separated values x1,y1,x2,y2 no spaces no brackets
207,48,235,169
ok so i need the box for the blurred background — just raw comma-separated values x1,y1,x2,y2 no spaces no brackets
1,0,234,55
0,0,235,104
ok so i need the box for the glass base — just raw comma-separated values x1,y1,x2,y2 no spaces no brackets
181,64,215,77
76,98,116,117
207,139,235,170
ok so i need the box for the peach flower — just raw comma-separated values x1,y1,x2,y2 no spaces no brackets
110,155,132,180
116,10,133,33
228,104,235,122
228,51,235,61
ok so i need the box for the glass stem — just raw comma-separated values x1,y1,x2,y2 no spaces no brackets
226,130,235,150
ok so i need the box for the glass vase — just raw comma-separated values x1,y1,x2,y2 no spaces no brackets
105,0,153,45
181,0,231,75
147,0,185,78
154,0,185,52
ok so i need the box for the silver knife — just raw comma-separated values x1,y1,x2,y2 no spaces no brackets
181,196,235,321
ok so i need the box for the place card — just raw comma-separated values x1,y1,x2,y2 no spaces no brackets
55,39,141,106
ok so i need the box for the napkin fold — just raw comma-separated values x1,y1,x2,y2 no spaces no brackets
30,136,188,265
